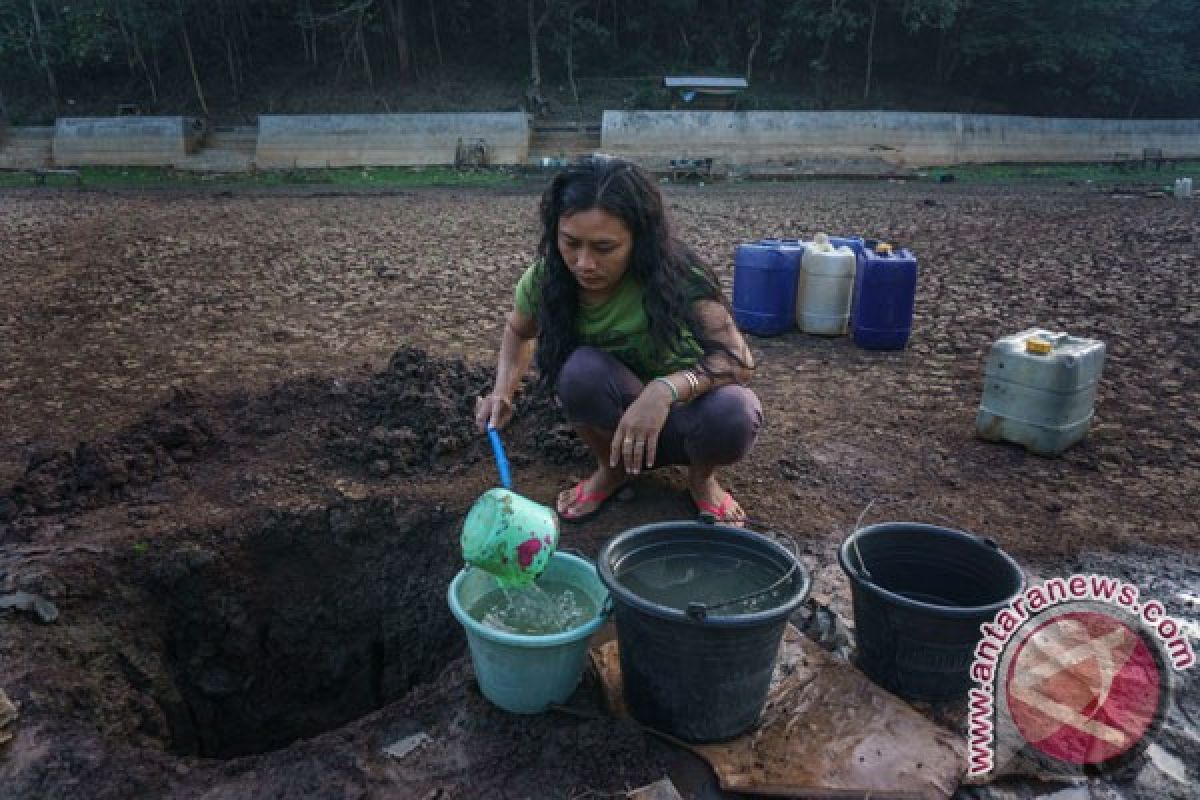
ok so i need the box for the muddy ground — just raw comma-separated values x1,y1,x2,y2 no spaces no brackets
0,181,1196,799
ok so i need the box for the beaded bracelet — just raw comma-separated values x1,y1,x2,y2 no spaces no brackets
652,376,679,402
682,369,700,398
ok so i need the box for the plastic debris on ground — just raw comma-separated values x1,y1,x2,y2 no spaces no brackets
381,731,432,761
627,776,684,800
590,625,966,799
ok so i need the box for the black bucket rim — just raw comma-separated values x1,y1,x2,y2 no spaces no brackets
597,520,812,627
838,521,1025,619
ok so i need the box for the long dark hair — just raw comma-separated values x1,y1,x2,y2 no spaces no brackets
532,155,740,390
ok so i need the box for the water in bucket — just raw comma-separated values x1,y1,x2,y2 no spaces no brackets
467,580,599,635
448,551,611,714
617,553,789,615
597,522,811,742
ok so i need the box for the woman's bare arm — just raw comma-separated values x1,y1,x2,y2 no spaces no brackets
477,309,538,430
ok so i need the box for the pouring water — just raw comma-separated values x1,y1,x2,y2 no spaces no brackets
460,426,560,588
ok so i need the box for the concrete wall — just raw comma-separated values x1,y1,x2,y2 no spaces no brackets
0,126,53,169
52,117,205,166
601,111,1200,168
255,113,530,168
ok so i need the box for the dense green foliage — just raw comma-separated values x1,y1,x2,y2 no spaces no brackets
1,0,1196,121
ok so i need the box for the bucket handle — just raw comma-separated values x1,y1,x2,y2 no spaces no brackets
849,498,1000,584
686,515,802,620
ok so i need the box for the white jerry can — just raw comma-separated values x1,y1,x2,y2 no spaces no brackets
797,233,857,335
976,328,1107,456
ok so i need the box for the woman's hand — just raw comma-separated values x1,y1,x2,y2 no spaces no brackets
475,393,514,432
609,381,674,475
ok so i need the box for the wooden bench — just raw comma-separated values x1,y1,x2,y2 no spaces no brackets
668,157,713,181
33,168,82,186
663,76,748,110
454,138,489,169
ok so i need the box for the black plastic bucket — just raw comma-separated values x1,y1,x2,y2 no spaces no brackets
596,520,811,743
838,522,1025,701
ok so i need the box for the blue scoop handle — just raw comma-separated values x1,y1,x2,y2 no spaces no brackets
486,426,512,490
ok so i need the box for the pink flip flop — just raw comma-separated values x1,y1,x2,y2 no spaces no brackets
693,492,746,527
559,480,623,525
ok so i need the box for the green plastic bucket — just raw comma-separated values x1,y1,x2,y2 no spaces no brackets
447,551,610,714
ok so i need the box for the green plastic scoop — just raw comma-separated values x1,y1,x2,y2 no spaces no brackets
460,428,559,588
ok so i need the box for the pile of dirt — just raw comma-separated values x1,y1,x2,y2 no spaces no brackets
0,395,217,520
0,344,588,535
323,345,588,477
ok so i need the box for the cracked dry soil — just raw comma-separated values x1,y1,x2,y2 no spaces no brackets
0,181,1196,798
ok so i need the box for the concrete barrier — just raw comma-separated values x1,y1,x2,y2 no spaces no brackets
52,116,205,166
601,111,1200,168
0,126,54,169
255,113,530,168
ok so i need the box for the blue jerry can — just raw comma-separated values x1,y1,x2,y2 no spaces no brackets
732,240,804,336
851,243,918,350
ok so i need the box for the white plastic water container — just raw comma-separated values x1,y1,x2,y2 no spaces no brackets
1175,177,1193,199
797,233,857,335
976,328,1107,456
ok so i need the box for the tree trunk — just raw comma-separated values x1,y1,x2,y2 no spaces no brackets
566,2,580,120
218,0,241,98
235,0,251,46
356,7,374,87
527,0,555,90
300,0,318,67
28,0,59,106
115,2,158,103
528,0,543,89
745,16,762,84
937,30,962,87
611,0,619,51
180,17,209,117
151,40,162,85
864,0,878,101
818,0,844,67
935,25,947,84
385,0,412,82
1127,92,1141,118
226,37,241,98
428,0,444,72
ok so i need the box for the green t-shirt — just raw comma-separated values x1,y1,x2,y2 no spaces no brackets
515,262,705,380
